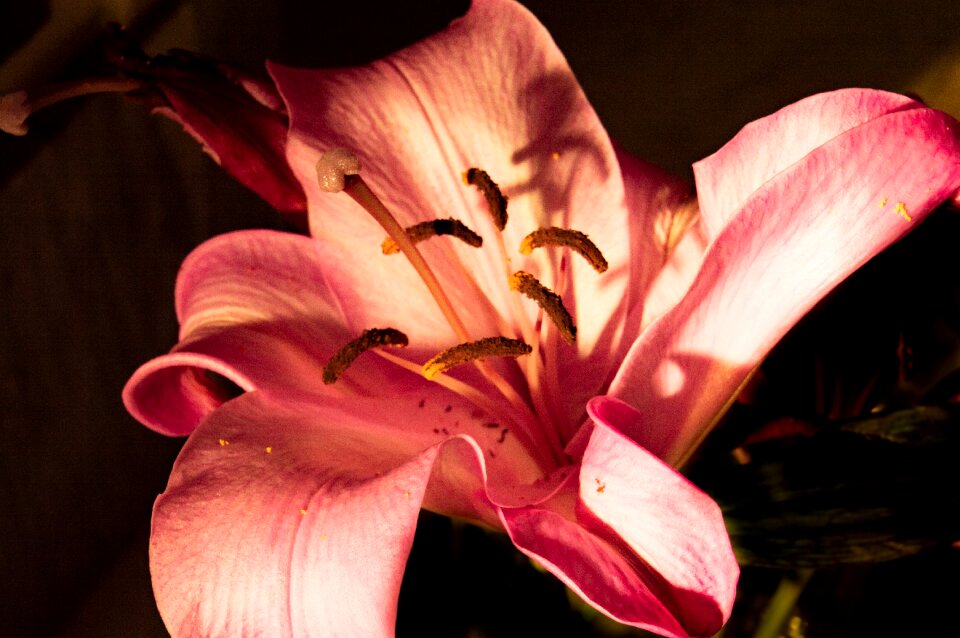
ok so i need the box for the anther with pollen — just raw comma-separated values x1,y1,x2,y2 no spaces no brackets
463,168,508,230
382,218,483,254
520,227,608,273
509,271,577,344
323,328,409,384
422,337,532,380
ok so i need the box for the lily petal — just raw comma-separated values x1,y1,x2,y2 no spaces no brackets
693,89,918,239
611,91,960,464
124,230,487,435
501,397,737,638
151,392,459,637
614,144,707,337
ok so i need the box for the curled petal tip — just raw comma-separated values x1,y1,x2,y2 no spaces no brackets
316,148,361,192
0,91,30,136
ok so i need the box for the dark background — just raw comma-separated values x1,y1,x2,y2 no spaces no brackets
2,1,960,636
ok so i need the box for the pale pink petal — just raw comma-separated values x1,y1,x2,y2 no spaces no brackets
614,145,706,332
151,392,468,637
151,390,585,636
546,147,702,440
268,0,635,417
693,89,917,239
611,99,960,464
581,397,738,630
501,397,737,638
124,231,537,461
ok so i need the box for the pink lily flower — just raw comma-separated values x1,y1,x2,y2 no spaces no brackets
118,1,960,636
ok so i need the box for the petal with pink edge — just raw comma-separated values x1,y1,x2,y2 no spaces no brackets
611,96,960,464
693,89,918,239
124,229,506,436
501,397,737,638
151,391,502,637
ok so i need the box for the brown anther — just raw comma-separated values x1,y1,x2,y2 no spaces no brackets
422,337,532,380
382,218,483,254
509,271,576,344
519,227,608,273
463,168,508,230
323,328,409,384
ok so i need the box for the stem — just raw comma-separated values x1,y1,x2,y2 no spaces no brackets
752,570,813,638
3,77,144,136
26,78,144,112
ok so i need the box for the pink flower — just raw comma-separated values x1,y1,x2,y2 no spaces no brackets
119,1,960,636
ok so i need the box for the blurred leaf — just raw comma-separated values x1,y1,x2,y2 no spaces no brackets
695,405,960,568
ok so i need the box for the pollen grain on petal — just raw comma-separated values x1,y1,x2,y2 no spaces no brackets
464,168,508,230
595,478,606,494
509,271,577,344
519,227,608,273
218,438,229,447
316,148,362,192
381,217,483,254
323,327,409,384
422,336,532,380
894,201,912,222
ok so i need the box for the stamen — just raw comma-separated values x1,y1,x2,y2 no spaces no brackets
463,168,508,230
323,328,409,384
1,78,144,136
519,227,608,273
382,218,483,254
509,271,576,345
423,337,532,380
317,148,472,344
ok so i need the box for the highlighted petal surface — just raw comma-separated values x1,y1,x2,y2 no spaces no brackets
151,392,452,637
611,90,960,464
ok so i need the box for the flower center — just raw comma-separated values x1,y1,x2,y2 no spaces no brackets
316,148,608,468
